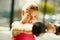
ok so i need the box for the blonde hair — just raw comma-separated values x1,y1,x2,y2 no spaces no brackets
22,2,38,12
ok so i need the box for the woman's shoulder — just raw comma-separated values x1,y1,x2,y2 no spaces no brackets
12,21,19,26
12,21,23,28
12,21,20,24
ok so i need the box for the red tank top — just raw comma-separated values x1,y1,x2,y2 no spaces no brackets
14,33,35,40
12,22,35,40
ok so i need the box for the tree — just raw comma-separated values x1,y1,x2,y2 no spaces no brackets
38,2,54,14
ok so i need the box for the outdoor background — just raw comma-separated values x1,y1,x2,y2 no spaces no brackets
0,0,60,40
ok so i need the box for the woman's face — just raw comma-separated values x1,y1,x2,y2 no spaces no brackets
29,9,38,23
21,9,38,23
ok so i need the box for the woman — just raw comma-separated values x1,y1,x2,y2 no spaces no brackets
11,2,38,40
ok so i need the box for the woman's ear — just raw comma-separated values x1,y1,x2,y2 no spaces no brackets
21,10,24,17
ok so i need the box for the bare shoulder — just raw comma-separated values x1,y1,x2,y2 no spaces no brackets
12,21,22,27
12,21,20,27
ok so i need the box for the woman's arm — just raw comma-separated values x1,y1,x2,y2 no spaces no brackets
24,24,33,34
11,21,24,36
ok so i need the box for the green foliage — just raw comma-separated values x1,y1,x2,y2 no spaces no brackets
38,2,54,14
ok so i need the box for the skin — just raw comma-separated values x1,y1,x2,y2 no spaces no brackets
21,9,38,24
45,22,56,33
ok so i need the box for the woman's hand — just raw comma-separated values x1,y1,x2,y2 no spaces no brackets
21,13,32,24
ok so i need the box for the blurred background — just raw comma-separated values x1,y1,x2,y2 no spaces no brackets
0,0,60,40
